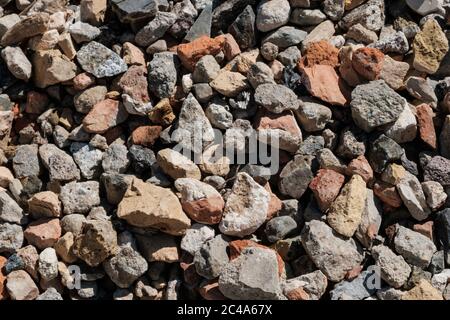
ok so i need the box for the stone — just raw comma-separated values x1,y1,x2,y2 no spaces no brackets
229,5,256,50
0,223,23,253
148,52,178,100
301,40,339,68
219,247,285,300
219,172,270,237
406,0,442,16
184,2,213,42
6,270,39,300
282,270,328,300
301,220,363,282
1,12,49,46
121,42,145,66
192,55,220,83
103,246,148,288
254,83,300,114
181,223,215,255
205,103,233,130
74,86,107,114
290,9,326,26
0,188,23,224
346,23,378,44
38,247,58,281
136,233,179,263
256,0,290,32
422,181,447,211
77,41,128,78
351,80,406,132
177,35,225,71
247,61,275,88
39,143,80,182
60,181,100,215
54,232,77,263
301,65,347,106
262,26,307,49
265,216,297,243
13,145,40,179
135,11,176,47
131,126,161,147
1,46,32,81
368,135,403,173
380,56,409,91
210,71,248,97
36,287,63,300
73,219,118,267
340,0,385,31
440,116,450,159
71,142,103,179
194,234,229,279
28,191,61,218
0,14,20,39
402,279,443,300
175,178,224,225
394,225,437,269
117,177,191,235
279,155,314,199
24,218,60,250
385,105,417,144
355,189,382,248
83,99,128,134
397,171,431,221
413,19,449,74
102,144,130,173
330,270,378,300
424,156,450,187
69,21,100,44
33,49,77,88
416,103,437,149
352,47,385,80
371,245,411,288
309,169,345,212
302,20,335,47
157,148,201,180
295,99,332,132
111,0,169,25
80,0,107,25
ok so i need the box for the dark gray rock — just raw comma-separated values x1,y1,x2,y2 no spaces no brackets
194,234,229,279
148,52,179,99
265,216,297,243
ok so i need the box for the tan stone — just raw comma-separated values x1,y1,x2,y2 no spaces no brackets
28,191,61,218
5,270,39,300
0,256,7,300
148,98,175,127
33,49,77,88
210,71,249,97
122,42,146,66
136,233,179,263
199,144,231,177
1,13,49,46
327,174,367,237
402,279,443,300
380,55,410,90
58,32,77,60
24,218,61,250
80,0,107,25
54,232,77,263
117,177,191,235
157,148,201,180
0,166,13,188
82,99,128,133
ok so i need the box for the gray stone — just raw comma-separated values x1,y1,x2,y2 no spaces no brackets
39,144,80,182
260,42,279,61
59,181,100,215
103,246,148,288
102,144,130,174
180,223,215,255
371,31,409,54
295,99,332,132
61,214,87,236
254,83,300,114
323,0,345,21
301,220,363,282
277,46,301,66
340,0,385,31
148,52,178,99
36,287,63,300
406,0,442,15
0,222,23,253
71,142,103,180
397,171,431,221
371,244,411,288
168,0,198,39
336,128,366,159
135,11,177,46
184,3,212,42
405,77,438,105
278,155,313,198
247,62,275,89
302,20,335,47
385,105,417,144
256,0,290,32
229,5,256,50
290,9,326,26
194,234,229,279
74,86,107,114
263,26,307,49
192,55,220,83
13,144,40,178
330,270,378,300
282,270,327,300
265,216,297,243
0,14,20,39
77,41,127,78
205,103,233,130
440,116,450,159
394,225,437,269
422,181,447,211
38,247,58,281
111,0,169,25
351,80,407,132
219,247,285,300
423,156,450,186
1,46,32,81
69,21,100,43
368,134,404,173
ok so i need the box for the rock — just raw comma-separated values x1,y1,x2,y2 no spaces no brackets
181,223,215,255
402,279,443,300
355,189,382,248
111,0,169,26
1,12,49,46
102,143,130,174
219,172,270,237
136,233,179,263
38,247,58,281
77,41,128,78
60,181,100,215
300,65,347,106
346,23,378,44
205,103,233,130
194,234,229,279
83,99,128,134
0,14,20,39
256,0,290,32
423,156,450,187
371,245,411,288
352,47,384,80
229,5,256,50
416,103,437,149
103,246,148,288
219,247,285,300
24,218,60,250
0,189,23,224
71,142,103,179
69,21,100,43
0,223,23,253
131,126,161,147
13,144,40,179
301,220,363,282
340,0,385,31
262,26,307,49
397,171,431,221
290,9,326,26
279,155,314,199
440,116,450,159
80,0,107,25
330,270,378,300
6,270,39,300
368,134,403,173
210,71,248,97
394,225,437,269
282,270,328,300
38,143,81,182
36,287,63,300
302,20,335,47
380,55,409,90
157,148,201,180
74,86,107,114
135,11,176,47
184,2,213,42
117,177,191,235
177,35,225,71
309,169,345,212
193,55,220,83
33,49,77,88
1,46,32,81
171,94,214,154
351,80,406,132
422,181,447,211
122,42,145,66
327,175,367,237
295,99,332,132
175,178,224,225
301,40,339,68
54,232,77,263
254,83,300,114
265,216,297,243
413,19,449,74
406,0,442,16
385,105,417,144
148,98,175,126
28,191,61,218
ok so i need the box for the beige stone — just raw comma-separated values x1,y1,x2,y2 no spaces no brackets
210,71,249,97
157,148,201,180
28,191,61,218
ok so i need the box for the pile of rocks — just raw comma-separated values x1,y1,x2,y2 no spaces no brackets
0,0,450,300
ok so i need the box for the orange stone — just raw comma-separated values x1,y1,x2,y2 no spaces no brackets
199,280,227,300
300,40,339,68
346,155,374,183
23,218,62,250
229,240,285,277
181,195,225,225
285,287,310,300
413,221,434,240
301,64,348,106
309,169,345,212
82,99,128,134
131,125,162,147
416,103,437,149
177,35,225,71
352,47,385,80
0,256,8,300
345,264,363,280
373,181,403,208
255,110,302,136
